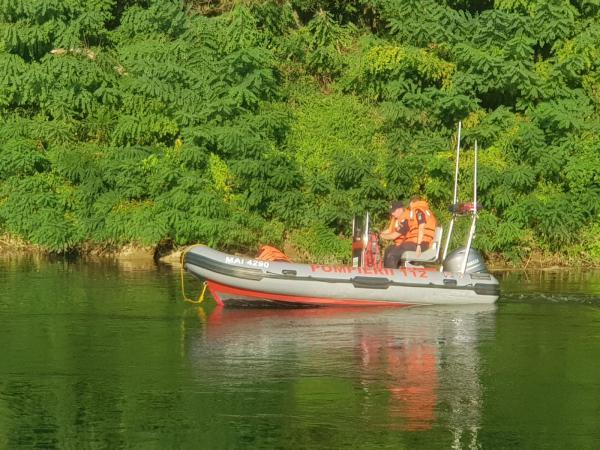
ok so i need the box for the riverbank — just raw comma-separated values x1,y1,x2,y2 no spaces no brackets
1,235,598,270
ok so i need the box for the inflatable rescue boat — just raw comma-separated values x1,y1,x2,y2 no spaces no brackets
183,245,500,307
183,123,500,307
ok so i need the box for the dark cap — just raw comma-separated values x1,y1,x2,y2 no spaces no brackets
389,201,405,213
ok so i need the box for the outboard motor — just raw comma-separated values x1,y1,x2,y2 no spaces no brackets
442,247,488,274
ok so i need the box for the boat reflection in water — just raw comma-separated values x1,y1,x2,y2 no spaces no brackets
354,305,493,447
188,304,496,444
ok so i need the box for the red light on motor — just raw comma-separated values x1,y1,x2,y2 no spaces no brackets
447,202,482,214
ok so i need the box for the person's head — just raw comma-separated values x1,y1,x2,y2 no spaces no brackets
389,201,405,219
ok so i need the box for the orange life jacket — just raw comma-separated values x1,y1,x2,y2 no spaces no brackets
405,200,437,245
256,245,291,262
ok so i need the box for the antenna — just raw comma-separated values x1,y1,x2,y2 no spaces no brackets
473,139,477,211
461,140,478,274
452,121,462,206
440,121,461,267
362,212,370,267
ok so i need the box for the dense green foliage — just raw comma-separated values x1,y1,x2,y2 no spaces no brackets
0,0,599,264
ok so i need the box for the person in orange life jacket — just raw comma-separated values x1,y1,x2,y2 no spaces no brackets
380,198,437,268
380,200,410,268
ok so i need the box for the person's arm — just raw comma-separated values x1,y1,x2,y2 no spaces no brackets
380,219,399,240
416,223,425,256
380,218,404,240
380,229,401,240
415,211,426,256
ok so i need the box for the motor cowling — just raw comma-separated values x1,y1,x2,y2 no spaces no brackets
442,247,488,274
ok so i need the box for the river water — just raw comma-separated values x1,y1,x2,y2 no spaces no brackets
1,258,599,449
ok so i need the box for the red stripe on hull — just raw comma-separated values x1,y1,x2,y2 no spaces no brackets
206,281,413,307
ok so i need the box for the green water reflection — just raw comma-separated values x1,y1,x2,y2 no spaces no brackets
1,258,599,448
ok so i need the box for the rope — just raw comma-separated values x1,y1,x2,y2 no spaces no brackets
180,245,208,304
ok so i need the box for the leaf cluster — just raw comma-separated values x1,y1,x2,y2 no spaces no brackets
0,0,598,263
